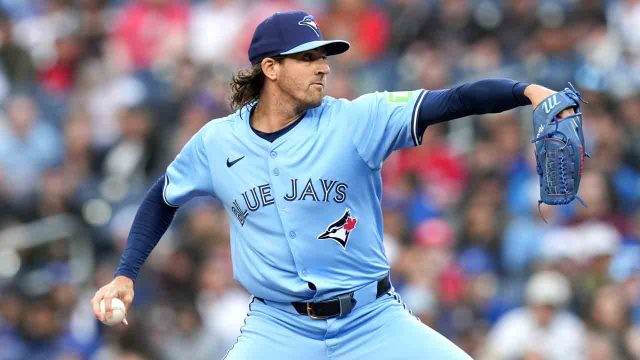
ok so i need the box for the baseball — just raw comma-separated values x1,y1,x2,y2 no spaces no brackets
99,298,126,326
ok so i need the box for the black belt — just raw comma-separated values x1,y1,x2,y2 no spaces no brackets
289,275,391,320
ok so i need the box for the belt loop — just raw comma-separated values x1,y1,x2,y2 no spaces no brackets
376,273,391,298
337,293,356,317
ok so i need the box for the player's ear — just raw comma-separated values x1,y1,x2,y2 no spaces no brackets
261,57,280,81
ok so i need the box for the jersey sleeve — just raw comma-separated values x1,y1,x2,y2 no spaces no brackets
348,90,428,169
163,127,214,207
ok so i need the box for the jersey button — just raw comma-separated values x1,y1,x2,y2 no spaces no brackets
289,231,296,239
270,151,277,158
273,168,280,176
301,269,308,276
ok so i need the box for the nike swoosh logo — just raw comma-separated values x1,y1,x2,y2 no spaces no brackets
226,156,245,168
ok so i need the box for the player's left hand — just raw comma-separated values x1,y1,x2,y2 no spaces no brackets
525,84,575,118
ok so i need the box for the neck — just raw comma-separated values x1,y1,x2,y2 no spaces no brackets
251,89,308,133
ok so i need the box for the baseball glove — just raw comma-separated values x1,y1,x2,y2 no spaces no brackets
531,84,589,210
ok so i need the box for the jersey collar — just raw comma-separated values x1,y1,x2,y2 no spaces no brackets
239,102,315,149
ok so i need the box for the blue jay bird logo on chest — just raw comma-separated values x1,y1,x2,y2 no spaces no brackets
298,15,320,37
318,209,358,249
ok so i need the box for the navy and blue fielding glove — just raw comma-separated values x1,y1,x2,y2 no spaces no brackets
531,84,589,208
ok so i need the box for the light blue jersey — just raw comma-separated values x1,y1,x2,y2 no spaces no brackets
164,90,428,303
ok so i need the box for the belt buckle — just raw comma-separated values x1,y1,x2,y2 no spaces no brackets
306,302,329,320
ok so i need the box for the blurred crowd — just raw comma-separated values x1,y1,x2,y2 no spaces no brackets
0,0,639,359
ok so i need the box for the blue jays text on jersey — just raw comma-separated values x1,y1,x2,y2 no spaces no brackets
231,178,349,226
163,90,428,303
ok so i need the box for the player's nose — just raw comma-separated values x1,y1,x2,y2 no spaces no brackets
316,58,330,75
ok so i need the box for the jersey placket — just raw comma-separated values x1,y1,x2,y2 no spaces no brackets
255,115,317,292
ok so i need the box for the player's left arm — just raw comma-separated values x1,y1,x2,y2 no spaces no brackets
416,79,573,137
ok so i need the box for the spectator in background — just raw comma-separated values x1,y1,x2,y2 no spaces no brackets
571,170,620,225
588,284,631,359
158,300,219,360
322,0,390,67
10,0,78,71
458,188,504,272
607,0,640,60
399,218,456,328
188,0,247,67
62,106,96,192
620,95,640,172
76,0,110,61
0,289,22,358
612,95,640,213
382,123,467,211
482,271,586,360
424,0,477,45
10,295,83,359
110,0,189,72
501,185,556,279
458,37,504,80
550,175,626,321
38,29,82,96
0,94,62,213
196,249,248,358
385,0,432,54
397,42,453,90
0,9,35,94
76,57,147,149
497,0,540,57
100,104,159,187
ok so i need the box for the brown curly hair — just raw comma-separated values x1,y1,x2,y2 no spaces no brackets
229,58,283,111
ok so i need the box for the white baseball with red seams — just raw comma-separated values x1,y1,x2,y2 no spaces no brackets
99,298,126,326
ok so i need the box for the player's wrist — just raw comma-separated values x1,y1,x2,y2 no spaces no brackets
113,275,134,287
524,84,556,109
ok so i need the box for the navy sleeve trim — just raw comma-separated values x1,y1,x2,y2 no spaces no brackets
411,90,428,146
114,175,178,281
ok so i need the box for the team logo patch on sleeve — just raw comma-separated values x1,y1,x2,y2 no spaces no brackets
386,91,413,104
317,209,357,249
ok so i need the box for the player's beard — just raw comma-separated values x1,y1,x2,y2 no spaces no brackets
304,88,324,109
279,70,325,110
299,82,325,110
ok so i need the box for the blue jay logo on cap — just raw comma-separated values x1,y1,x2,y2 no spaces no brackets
298,15,320,37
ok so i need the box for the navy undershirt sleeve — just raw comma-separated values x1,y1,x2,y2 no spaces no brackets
114,175,178,281
416,79,531,137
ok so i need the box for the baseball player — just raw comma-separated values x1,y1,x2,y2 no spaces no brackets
91,10,575,359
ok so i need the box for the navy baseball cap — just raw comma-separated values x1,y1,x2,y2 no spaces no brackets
248,11,350,65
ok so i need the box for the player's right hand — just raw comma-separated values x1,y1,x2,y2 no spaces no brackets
90,275,134,326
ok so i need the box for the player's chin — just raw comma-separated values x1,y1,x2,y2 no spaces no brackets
305,93,323,108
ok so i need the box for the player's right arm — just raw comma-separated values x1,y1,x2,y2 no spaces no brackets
90,126,214,324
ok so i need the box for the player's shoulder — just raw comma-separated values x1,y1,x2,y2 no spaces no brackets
321,90,422,109
316,93,379,114
313,94,389,126
320,93,379,107
195,111,243,139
